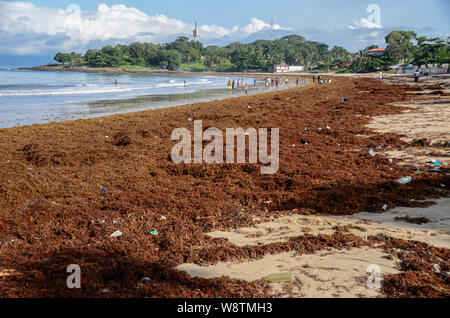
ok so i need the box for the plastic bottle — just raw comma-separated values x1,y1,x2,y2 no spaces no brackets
263,272,294,283
395,176,412,184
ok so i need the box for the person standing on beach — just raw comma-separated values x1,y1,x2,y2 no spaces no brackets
318,75,323,84
232,80,235,90
254,79,257,87
296,78,299,86
285,78,289,85
414,70,420,83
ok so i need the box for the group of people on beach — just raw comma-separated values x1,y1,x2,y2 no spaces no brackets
265,77,287,87
263,77,303,88
227,77,304,93
227,78,256,94
312,75,332,84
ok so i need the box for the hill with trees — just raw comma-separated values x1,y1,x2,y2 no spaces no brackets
53,31,450,73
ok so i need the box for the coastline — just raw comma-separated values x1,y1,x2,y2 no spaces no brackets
18,64,334,80
3,65,313,128
18,64,420,84
0,75,448,298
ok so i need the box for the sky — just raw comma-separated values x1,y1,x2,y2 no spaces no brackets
0,0,449,65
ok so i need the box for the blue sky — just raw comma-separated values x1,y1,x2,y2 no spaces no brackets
0,0,449,65
18,0,450,30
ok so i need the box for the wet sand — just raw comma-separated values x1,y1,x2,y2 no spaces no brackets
177,197,449,297
0,74,448,298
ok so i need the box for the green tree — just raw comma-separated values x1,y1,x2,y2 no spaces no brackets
54,52,72,64
330,46,351,61
385,30,417,63
84,49,98,66
414,37,450,65
158,50,182,70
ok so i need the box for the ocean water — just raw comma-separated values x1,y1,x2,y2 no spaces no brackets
0,66,259,128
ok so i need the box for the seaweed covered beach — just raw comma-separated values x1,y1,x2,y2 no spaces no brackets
0,75,449,298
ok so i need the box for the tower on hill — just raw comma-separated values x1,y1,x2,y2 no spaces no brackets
193,21,199,42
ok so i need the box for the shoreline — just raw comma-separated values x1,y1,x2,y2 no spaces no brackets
2,67,312,129
17,64,424,85
0,75,448,298
18,64,352,79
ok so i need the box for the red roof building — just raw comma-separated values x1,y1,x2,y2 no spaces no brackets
367,48,386,57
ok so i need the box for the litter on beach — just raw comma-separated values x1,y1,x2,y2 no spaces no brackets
432,160,443,166
395,176,412,184
433,264,441,273
3,66,450,299
110,230,122,237
264,272,294,283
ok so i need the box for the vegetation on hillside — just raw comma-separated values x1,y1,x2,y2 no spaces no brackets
53,31,450,73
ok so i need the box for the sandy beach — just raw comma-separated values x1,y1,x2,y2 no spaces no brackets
0,73,448,298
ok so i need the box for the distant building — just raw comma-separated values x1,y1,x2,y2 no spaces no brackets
269,64,305,73
367,48,386,57
270,64,289,73
397,63,449,75
288,65,305,72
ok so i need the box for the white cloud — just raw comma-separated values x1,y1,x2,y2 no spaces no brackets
0,1,292,55
241,18,292,36
348,18,382,30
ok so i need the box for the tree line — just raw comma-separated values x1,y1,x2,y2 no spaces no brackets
53,31,450,73
351,31,450,72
